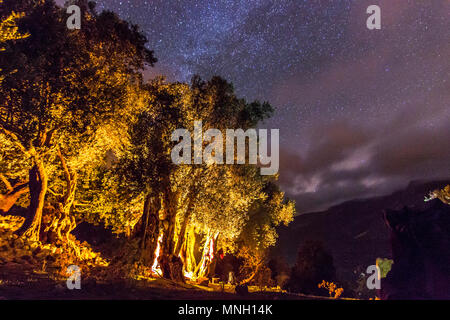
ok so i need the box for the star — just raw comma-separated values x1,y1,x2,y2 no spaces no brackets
74,0,450,213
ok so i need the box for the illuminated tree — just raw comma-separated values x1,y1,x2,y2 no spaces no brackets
172,76,281,279
0,0,29,83
112,76,293,282
235,180,294,284
0,148,29,214
429,185,450,205
0,0,294,285
0,0,155,241
0,1,30,212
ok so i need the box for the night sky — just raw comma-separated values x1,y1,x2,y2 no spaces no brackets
57,0,450,213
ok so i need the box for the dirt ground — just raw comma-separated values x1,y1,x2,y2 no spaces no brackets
0,215,327,300
0,262,325,300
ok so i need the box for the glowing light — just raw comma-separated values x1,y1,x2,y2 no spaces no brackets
183,270,194,280
208,237,214,260
151,233,163,276
198,235,216,278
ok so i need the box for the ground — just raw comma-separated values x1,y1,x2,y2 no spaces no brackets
0,264,324,299
0,214,333,300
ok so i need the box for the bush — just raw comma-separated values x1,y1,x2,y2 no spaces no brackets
268,256,291,289
286,240,336,295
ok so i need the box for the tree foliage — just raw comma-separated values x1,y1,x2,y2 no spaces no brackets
0,0,29,82
0,0,156,241
287,241,336,295
0,0,294,282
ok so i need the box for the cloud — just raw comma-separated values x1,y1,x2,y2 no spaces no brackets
68,0,449,214
280,109,450,213
271,1,450,213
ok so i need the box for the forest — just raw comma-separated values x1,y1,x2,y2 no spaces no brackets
0,0,298,297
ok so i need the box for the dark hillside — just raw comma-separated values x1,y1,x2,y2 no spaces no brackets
275,179,450,281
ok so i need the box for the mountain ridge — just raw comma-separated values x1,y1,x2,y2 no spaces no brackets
275,178,450,281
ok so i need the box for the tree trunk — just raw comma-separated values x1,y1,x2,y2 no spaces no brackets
174,180,198,257
173,196,194,258
207,234,219,278
0,177,28,214
158,189,181,280
132,194,160,266
160,189,177,257
194,231,219,279
239,267,261,285
180,224,200,278
16,159,48,241
42,181,77,244
40,147,77,245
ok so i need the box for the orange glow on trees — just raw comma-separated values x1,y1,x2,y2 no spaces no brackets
0,1,294,286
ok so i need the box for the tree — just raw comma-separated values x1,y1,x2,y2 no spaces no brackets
0,0,156,241
111,75,293,282
234,180,294,284
287,241,336,295
118,80,186,273
1,1,294,284
175,78,289,280
427,185,450,205
0,0,29,82
268,255,291,288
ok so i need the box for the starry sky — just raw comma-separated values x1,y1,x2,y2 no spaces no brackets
57,0,450,213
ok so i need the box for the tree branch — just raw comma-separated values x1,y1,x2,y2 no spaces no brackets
57,146,77,208
0,126,30,156
57,146,72,185
0,173,13,192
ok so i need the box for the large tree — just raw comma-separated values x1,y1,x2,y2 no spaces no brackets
1,0,294,283
0,0,155,241
108,76,293,281
0,0,30,213
0,0,29,82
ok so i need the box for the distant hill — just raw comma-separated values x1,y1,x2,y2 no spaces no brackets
274,179,450,281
